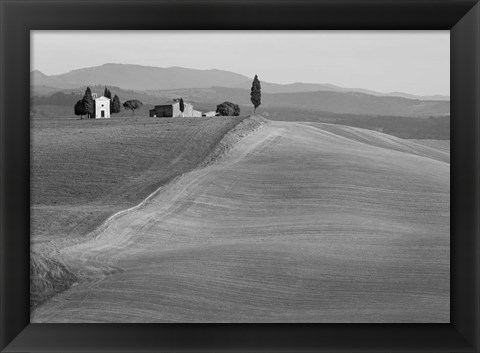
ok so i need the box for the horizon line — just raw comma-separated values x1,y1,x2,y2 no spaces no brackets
31,62,451,98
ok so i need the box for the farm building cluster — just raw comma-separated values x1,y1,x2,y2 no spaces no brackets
90,93,216,119
149,99,217,118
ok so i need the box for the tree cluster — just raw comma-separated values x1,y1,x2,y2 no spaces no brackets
74,86,122,119
216,101,240,116
103,87,121,114
215,75,261,117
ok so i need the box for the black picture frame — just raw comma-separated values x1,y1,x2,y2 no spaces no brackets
1,0,479,352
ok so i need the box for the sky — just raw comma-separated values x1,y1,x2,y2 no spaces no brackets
31,31,450,96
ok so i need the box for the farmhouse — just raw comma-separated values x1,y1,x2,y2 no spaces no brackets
94,95,111,119
192,109,203,117
149,100,201,118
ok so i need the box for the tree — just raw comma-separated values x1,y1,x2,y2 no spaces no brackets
82,87,95,119
104,87,112,100
123,99,143,116
74,100,86,119
111,95,121,114
179,98,185,117
250,74,261,114
216,101,240,116
104,87,112,112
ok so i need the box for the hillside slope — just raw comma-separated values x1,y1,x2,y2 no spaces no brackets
31,114,254,247
32,120,449,323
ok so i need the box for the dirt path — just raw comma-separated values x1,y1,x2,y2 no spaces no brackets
32,121,449,323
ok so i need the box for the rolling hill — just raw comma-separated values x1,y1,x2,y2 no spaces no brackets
31,118,449,323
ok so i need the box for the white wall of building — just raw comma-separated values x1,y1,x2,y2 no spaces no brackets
172,102,196,117
95,96,111,119
192,110,202,117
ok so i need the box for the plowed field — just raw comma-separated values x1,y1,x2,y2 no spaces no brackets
32,120,449,323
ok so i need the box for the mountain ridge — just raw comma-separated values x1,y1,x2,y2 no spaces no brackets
31,63,449,101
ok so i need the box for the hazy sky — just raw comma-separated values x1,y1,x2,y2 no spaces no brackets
31,31,449,96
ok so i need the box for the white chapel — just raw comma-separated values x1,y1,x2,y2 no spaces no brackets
94,95,111,119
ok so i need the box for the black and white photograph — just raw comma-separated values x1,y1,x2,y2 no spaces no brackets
30,30,450,323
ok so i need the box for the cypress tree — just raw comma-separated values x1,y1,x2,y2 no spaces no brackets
250,74,261,114
179,98,185,117
104,87,113,112
104,87,112,99
74,100,86,119
111,95,121,114
82,87,95,119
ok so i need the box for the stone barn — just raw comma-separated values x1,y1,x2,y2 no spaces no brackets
149,100,195,118
94,96,111,119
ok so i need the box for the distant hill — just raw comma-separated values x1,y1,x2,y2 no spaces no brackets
31,70,80,89
32,85,449,118
31,64,449,101
31,64,251,92
32,92,81,107
146,87,450,118
32,85,450,140
32,85,162,107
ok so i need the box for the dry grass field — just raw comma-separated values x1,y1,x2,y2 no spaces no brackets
31,118,449,323
408,139,450,152
31,106,253,307
32,107,249,242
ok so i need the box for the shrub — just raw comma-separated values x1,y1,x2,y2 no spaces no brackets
216,102,240,116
